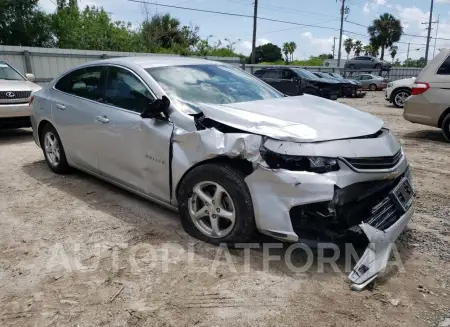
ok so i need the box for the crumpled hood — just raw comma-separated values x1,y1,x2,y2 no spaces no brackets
197,95,384,142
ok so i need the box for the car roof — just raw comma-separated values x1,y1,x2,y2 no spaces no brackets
81,56,222,69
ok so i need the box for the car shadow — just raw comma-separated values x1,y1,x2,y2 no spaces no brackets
0,128,33,145
403,129,447,144
21,159,413,283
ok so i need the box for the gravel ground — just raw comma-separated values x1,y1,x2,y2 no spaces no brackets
0,92,449,327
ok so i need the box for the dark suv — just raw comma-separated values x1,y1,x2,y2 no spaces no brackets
254,68,340,100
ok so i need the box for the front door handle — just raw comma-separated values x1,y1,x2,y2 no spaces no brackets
56,103,66,110
96,115,109,124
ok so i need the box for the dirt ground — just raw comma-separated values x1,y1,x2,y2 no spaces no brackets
0,92,449,327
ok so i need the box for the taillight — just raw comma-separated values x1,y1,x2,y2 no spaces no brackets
29,95,34,106
411,82,430,95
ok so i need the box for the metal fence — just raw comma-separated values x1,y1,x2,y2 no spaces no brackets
0,45,241,85
243,64,422,81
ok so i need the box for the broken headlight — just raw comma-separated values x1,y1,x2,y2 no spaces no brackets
261,147,339,173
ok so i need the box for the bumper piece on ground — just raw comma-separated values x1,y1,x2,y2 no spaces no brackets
349,205,413,291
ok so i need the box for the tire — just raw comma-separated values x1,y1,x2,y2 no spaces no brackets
369,84,377,91
442,114,450,142
177,163,256,246
40,124,71,174
392,89,411,108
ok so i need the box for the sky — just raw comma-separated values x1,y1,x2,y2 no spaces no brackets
38,0,450,61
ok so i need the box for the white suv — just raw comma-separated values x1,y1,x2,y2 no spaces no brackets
385,77,415,108
0,60,41,129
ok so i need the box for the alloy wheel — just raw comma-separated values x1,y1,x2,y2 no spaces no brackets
394,91,410,107
188,181,236,238
44,131,61,167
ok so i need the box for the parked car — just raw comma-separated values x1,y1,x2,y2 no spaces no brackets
313,71,358,97
254,67,340,99
344,56,392,71
352,74,388,91
31,56,414,290
404,49,450,141
0,60,40,129
385,77,415,108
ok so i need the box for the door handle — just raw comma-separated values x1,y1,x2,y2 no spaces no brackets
56,103,66,110
96,115,109,124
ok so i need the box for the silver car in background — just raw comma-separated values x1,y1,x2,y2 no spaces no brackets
0,60,40,128
344,56,392,71
352,74,389,91
31,57,414,290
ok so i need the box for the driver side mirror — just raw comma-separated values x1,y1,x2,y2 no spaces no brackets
26,73,35,82
141,95,170,120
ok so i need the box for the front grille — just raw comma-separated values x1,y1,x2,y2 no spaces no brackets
364,196,401,230
0,91,32,100
344,150,403,170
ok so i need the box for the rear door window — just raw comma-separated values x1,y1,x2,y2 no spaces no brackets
265,70,281,78
437,55,450,75
282,69,295,79
55,66,105,101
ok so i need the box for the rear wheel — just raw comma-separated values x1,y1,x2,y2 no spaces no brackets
40,124,71,174
392,89,411,108
177,163,256,246
369,84,377,91
442,114,450,142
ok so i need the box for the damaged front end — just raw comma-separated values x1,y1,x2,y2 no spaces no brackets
171,108,414,290
245,131,415,290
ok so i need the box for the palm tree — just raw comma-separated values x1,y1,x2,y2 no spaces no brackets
390,45,398,63
343,38,354,59
289,41,297,62
354,40,363,56
368,13,403,60
282,42,289,62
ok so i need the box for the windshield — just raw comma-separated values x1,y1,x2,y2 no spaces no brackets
146,64,283,114
0,62,25,81
292,68,318,80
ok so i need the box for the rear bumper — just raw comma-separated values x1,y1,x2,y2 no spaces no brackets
0,103,31,118
403,95,441,127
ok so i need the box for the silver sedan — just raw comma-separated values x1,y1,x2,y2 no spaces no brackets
31,56,414,290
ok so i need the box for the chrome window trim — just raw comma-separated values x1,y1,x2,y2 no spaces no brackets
52,63,158,116
338,151,405,174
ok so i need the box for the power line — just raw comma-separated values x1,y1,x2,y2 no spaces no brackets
225,0,339,19
127,0,341,32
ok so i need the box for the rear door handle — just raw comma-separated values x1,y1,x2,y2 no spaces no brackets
96,115,109,124
56,103,66,110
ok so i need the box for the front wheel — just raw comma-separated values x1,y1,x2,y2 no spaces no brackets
369,84,377,91
41,124,71,174
442,114,450,142
177,163,256,246
392,89,411,108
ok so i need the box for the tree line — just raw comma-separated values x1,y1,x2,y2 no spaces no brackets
0,0,241,57
0,1,425,67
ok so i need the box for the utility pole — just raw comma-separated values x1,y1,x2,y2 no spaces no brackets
337,0,345,68
406,43,410,61
433,14,440,58
424,0,434,63
251,0,258,64
332,37,337,58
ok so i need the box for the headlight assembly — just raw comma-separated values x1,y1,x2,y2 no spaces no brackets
261,147,339,173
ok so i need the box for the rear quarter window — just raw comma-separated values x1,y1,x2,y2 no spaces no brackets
437,55,450,75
